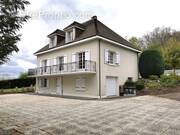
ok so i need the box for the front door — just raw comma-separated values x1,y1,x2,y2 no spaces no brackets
56,77,62,95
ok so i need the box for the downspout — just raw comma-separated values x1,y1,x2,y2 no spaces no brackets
92,16,101,99
99,39,101,99
137,52,140,79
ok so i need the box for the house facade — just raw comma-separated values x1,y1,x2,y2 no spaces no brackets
30,16,141,98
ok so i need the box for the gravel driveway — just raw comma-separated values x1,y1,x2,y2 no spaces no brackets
0,94,180,135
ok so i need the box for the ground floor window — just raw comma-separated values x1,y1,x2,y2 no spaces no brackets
40,78,49,88
75,77,86,91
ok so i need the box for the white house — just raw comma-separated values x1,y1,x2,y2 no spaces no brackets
29,16,141,98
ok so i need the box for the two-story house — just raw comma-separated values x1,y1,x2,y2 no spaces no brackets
29,16,141,98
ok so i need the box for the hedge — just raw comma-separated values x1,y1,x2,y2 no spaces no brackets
0,78,35,89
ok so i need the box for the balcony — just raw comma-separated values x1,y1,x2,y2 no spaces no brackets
28,60,96,76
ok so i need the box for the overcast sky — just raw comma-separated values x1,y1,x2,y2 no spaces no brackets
0,0,180,78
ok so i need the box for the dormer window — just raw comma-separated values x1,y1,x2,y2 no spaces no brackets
67,30,73,41
49,35,57,48
65,28,75,43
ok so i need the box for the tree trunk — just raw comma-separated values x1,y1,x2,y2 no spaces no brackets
173,68,176,75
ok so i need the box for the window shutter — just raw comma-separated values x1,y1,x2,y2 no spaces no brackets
85,50,90,61
39,78,42,87
63,55,67,71
72,53,76,71
116,52,120,65
47,79,49,88
104,49,109,64
39,60,42,67
72,53,76,62
54,35,57,47
53,57,57,65
64,55,67,63
47,59,50,66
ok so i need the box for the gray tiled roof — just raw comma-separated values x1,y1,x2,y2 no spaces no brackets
35,17,140,54
47,29,65,37
63,21,85,30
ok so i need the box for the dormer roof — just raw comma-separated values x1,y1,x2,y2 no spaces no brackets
63,21,85,31
47,29,65,37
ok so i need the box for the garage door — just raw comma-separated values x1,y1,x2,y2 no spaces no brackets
106,77,117,96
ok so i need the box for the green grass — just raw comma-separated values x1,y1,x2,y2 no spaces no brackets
0,87,34,94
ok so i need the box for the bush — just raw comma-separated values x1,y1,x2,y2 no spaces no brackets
135,80,145,91
124,77,135,87
160,74,180,87
139,50,165,78
149,75,159,80
0,78,35,89
145,80,161,89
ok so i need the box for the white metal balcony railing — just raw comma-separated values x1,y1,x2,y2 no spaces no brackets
28,60,96,76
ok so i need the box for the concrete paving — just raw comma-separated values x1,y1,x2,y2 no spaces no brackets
0,94,180,135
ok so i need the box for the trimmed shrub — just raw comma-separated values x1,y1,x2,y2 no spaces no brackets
0,78,35,89
135,80,145,91
139,50,165,78
124,77,135,87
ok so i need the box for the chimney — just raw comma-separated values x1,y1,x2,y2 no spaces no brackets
91,16,97,20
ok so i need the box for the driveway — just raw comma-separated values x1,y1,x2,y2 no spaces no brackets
0,94,180,135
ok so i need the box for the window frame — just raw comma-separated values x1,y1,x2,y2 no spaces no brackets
108,50,116,65
78,51,86,69
66,30,73,42
75,77,86,91
58,56,64,71
40,78,49,88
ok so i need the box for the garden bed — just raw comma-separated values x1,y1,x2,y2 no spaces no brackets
137,85,180,96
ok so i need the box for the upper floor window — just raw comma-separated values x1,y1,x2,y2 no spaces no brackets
41,59,47,67
49,36,57,48
105,49,120,65
41,59,50,73
57,56,64,71
72,50,90,70
78,52,85,69
65,28,75,43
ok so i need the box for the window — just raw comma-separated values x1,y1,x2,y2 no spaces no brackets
42,59,47,72
75,77,86,91
78,52,85,69
66,30,74,42
105,49,120,65
50,37,54,47
40,78,48,88
58,56,64,71
49,36,57,48
108,51,115,64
